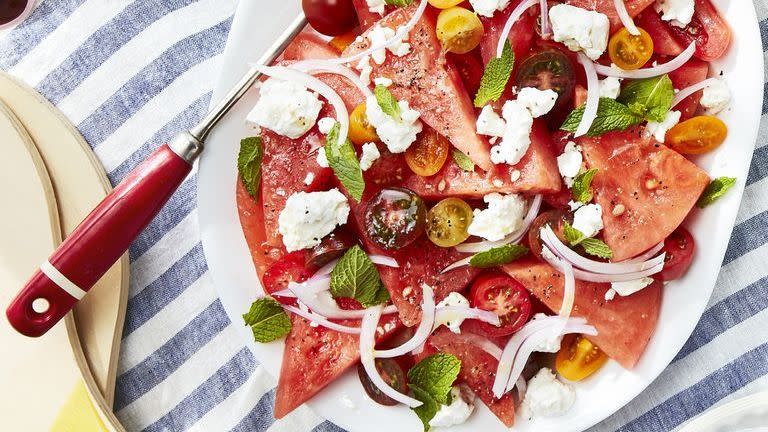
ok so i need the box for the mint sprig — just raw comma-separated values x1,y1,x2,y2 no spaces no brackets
617,75,674,123
375,85,402,121
571,168,598,203
385,0,413,6
561,98,643,136
452,149,475,172
562,221,612,259
242,297,292,343
697,177,737,208
407,353,462,431
325,122,365,201
330,245,390,308
470,244,529,268
237,136,264,199
474,40,514,107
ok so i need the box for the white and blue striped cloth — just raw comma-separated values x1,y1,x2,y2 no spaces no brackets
2,1,767,431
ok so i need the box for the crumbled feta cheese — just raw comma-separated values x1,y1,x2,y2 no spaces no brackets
367,25,411,65
611,277,655,297
531,314,564,353
646,110,681,143
557,141,583,187
491,100,534,165
654,0,695,28
436,292,471,334
304,172,315,186
572,203,604,238
278,189,350,252
365,95,423,153
373,76,393,87
317,117,336,135
517,87,558,118
467,193,527,241
476,105,506,137
549,4,610,61
510,169,521,182
519,368,576,419
701,78,731,115
469,0,511,18
316,148,329,168
605,288,617,301
356,56,373,84
359,142,381,171
366,0,386,15
248,78,324,139
568,200,584,211
429,386,475,428
599,77,622,99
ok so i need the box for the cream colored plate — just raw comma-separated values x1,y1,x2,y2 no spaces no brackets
677,391,768,432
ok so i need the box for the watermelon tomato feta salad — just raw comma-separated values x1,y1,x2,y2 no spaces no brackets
235,0,737,428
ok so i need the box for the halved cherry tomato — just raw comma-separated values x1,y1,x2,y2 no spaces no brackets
329,29,359,53
608,27,654,71
302,0,358,36
357,358,408,406
555,334,608,381
468,273,532,337
426,198,473,247
654,227,695,281
436,7,484,54
528,210,571,261
305,229,357,268
428,0,463,8
364,187,426,250
349,103,380,146
515,49,575,108
404,130,450,177
263,251,316,305
665,115,727,155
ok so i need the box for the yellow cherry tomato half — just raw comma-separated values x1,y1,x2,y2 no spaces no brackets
608,27,654,71
329,30,358,53
405,129,450,177
436,7,484,55
555,334,608,382
428,0,464,8
348,103,379,146
426,198,474,247
665,115,728,155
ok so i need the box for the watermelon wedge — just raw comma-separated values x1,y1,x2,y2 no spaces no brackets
504,259,662,369
668,58,709,121
478,0,537,65
342,4,494,171
565,0,656,33
635,8,686,57
578,130,710,261
352,0,384,30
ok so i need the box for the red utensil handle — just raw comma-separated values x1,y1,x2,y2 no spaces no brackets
6,137,200,337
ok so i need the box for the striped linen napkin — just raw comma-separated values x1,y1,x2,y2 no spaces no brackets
1,1,767,431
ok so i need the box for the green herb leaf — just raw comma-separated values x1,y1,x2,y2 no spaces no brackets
474,40,514,107
237,136,264,199
562,221,586,246
580,237,613,259
330,245,390,308
408,353,462,430
242,297,291,343
697,176,737,208
561,98,643,136
409,385,441,431
375,84,401,121
385,0,413,6
617,75,674,123
571,168,598,203
470,244,529,268
325,123,365,201
452,149,475,172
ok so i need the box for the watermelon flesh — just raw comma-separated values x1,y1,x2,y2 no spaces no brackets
668,58,709,121
504,259,662,369
635,8,686,57
352,0,385,30
566,0,656,33
478,1,537,66
578,130,710,261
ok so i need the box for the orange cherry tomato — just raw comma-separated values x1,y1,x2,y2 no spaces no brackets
665,115,728,155
404,130,450,177
348,103,379,146
555,334,608,381
608,27,654,71
329,30,359,53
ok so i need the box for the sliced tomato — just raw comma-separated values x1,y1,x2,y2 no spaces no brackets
665,0,731,61
404,129,450,177
655,227,695,281
668,58,709,120
635,8,685,57
555,334,608,381
262,251,315,305
357,359,407,406
527,209,570,261
467,273,532,337
305,228,357,268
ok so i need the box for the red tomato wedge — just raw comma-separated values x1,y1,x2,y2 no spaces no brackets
578,130,710,261
342,4,494,171
351,0,383,30
424,327,517,427
504,259,662,369
668,58,709,120
403,120,561,199
566,0,655,33
635,8,685,57
665,0,731,61
478,1,536,65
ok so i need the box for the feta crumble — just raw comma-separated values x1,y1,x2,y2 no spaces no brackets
359,142,381,171
519,368,576,419
436,292,471,334
304,172,315,186
556,141,583,187
654,0,695,28
599,77,622,99
646,110,681,143
365,95,423,153
356,56,373,84
248,78,324,139
469,0,511,17
476,105,507,137
366,0,386,15
549,4,610,61
611,277,655,297
317,117,336,135
316,149,329,168
491,101,534,165
278,189,350,252
429,386,475,428
373,76,393,87
531,314,564,353
701,78,731,115
467,193,527,241
367,25,411,65
517,87,559,118
572,203,604,238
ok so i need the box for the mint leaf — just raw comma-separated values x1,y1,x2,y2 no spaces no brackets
408,354,461,418
563,221,586,246
470,244,529,268
452,149,475,172
326,123,365,201
242,297,291,343
385,0,413,6
330,245,390,308
561,98,643,136
618,75,674,122
580,237,613,259
697,176,737,208
237,136,264,199
375,85,401,121
571,168,598,203
474,40,514,107
410,385,441,431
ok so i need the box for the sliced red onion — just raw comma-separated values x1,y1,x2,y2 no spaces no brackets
559,260,575,317
672,78,720,108
497,0,539,58
456,195,543,254
625,242,665,263
434,306,501,329
440,256,472,274
288,281,398,319
541,245,665,282
576,53,599,138
450,333,503,360
314,259,340,278
613,0,640,35
284,305,362,334
594,43,696,79
360,306,423,407
291,60,374,98
254,64,350,150
331,0,429,66
369,254,400,268
375,284,435,358
515,376,527,398
539,0,551,38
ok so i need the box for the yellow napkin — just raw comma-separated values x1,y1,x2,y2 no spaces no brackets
50,381,108,432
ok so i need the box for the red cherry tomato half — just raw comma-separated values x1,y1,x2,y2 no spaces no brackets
528,210,570,261
655,227,695,281
305,228,357,268
468,273,532,337
262,251,316,305
302,0,358,36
